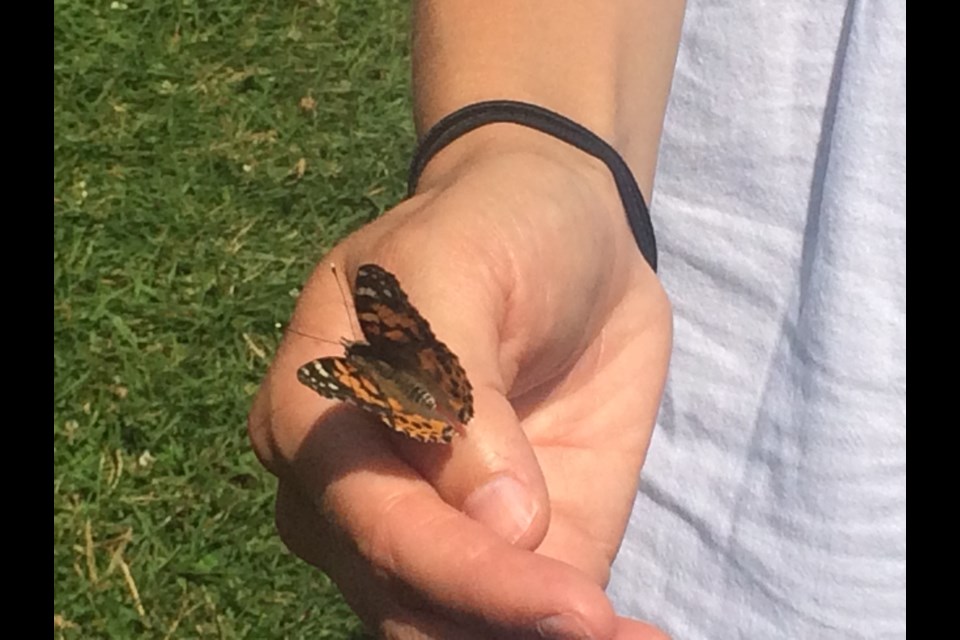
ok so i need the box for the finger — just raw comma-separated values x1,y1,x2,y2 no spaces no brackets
276,480,492,640
380,615,493,640
278,460,669,640
284,407,617,640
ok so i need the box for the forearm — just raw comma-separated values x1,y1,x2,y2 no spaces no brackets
411,0,685,193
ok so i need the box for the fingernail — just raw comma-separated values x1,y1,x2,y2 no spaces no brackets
536,613,595,640
462,474,537,544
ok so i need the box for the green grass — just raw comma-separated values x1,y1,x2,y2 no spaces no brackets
54,1,415,636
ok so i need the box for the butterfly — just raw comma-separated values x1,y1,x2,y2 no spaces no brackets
296,264,474,443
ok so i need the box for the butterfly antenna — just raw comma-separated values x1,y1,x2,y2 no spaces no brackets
282,324,340,346
330,263,360,341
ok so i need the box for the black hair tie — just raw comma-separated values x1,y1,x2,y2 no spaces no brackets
406,100,657,272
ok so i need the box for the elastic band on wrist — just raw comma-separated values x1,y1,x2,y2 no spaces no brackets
406,100,657,272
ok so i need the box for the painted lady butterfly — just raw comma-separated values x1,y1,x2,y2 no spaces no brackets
297,264,474,443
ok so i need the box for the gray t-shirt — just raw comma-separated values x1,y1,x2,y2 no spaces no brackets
607,1,906,637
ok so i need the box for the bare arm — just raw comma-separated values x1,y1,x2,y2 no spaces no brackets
411,0,685,195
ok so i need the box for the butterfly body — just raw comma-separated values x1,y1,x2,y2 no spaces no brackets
296,264,474,444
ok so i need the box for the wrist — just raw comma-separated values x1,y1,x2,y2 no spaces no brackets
411,122,626,238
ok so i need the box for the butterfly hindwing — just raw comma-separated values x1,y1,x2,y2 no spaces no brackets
296,356,456,444
297,357,393,419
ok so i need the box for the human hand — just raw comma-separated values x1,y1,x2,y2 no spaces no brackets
248,126,672,639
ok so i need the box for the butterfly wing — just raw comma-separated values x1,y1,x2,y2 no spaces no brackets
297,357,394,420
297,356,455,443
352,264,475,424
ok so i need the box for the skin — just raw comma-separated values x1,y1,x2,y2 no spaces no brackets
249,2,684,637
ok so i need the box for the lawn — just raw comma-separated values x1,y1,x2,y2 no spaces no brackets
53,1,416,637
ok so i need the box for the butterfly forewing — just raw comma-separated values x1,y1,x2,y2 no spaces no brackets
353,264,474,423
297,357,393,419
